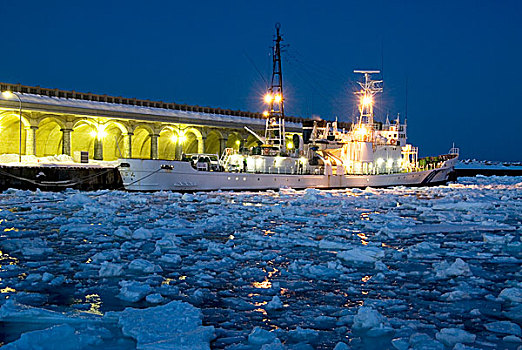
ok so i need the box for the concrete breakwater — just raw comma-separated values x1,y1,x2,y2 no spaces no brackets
455,168,522,177
0,165,123,191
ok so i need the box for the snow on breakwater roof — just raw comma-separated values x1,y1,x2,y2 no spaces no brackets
0,93,302,129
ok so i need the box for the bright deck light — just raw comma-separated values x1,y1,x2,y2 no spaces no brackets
263,111,269,117
287,142,294,149
2,91,14,98
354,126,367,137
361,95,373,106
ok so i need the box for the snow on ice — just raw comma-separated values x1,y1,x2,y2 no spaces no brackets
0,176,521,349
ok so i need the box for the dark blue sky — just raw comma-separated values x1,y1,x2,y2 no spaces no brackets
2,1,521,160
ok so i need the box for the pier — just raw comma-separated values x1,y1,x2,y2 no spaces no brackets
0,82,334,163
0,163,122,191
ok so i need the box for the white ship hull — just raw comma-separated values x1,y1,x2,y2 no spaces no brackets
118,157,457,192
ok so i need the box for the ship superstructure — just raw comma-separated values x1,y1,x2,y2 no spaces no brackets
307,70,419,177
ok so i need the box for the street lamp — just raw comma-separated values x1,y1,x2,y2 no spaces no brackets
170,126,186,160
1,91,23,163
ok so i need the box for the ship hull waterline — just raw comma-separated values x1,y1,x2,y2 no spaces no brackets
119,158,457,192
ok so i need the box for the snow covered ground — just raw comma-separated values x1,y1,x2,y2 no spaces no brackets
0,154,118,167
0,176,521,349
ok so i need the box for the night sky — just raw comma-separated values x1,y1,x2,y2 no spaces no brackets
2,1,521,161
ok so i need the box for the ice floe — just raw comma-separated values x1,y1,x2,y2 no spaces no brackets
116,300,215,349
0,176,521,348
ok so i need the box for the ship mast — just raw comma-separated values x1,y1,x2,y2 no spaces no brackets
354,70,382,127
263,23,286,153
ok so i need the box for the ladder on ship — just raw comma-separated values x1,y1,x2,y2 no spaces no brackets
220,148,234,169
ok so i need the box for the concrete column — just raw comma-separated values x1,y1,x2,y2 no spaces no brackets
93,138,103,160
198,136,206,153
175,140,183,160
61,128,72,156
150,134,159,159
25,126,37,156
124,133,133,158
219,137,228,156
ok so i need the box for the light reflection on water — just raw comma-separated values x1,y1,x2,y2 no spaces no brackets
242,202,263,207
0,251,18,266
84,294,103,315
162,278,175,285
357,233,369,245
252,279,272,289
361,275,372,283
253,308,267,315
381,242,401,251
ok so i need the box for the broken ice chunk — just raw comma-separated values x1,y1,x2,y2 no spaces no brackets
484,321,521,336
337,247,384,264
117,281,153,303
98,262,124,277
265,296,283,311
128,259,162,274
117,300,214,349
352,306,384,331
435,328,476,347
131,227,153,240
434,258,472,279
498,287,522,304
1,324,101,350
248,326,277,345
